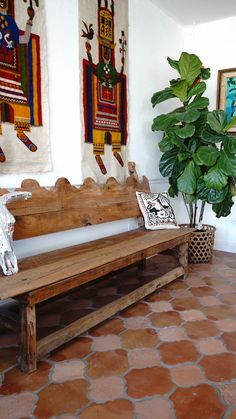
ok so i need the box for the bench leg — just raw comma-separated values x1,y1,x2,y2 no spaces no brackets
179,242,188,279
19,303,37,373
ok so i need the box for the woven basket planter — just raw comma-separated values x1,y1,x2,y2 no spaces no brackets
180,224,216,264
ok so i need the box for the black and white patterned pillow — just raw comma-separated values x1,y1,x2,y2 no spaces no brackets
136,192,179,230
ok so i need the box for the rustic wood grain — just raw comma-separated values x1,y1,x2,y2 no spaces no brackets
0,176,150,239
20,304,37,373
0,229,193,301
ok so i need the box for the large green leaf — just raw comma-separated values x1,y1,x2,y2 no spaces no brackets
151,88,176,107
175,123,195,139
201,125,226,143
196,177,209,201
167,57,180,72
167,131,189,150
223,135,236,154
152,113,178,132
177,160,199,194
178,52,202,85
204,164,228,190
207,110,227,133
218,150,236,176
212,194,234,218
176,109,200,123
170,80,188,102
178,152,191,162
196,146,220,166
224,116,236,132
188,137,198,153
159,148,178,177
194,110,208,137
196,177,227,203
208,186,228,204
187,82,206,98
158,136,175,152
200,67,211,80
187,96,209,110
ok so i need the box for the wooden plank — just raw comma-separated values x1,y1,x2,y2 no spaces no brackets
19,304,37,373
0,229,193,301
37,266,184,359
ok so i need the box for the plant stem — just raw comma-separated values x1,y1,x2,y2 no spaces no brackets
182,193,190,223
189,202,194,227
193,202,198,228
198,201,206,227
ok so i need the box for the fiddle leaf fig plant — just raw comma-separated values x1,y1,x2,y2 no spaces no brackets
152,52,236,228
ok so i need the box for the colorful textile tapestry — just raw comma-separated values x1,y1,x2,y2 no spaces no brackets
80,0,128,182
0,0,50,174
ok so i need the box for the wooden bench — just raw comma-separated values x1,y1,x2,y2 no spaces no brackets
0,175,193,373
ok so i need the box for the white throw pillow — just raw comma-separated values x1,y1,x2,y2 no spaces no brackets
136,192,179,230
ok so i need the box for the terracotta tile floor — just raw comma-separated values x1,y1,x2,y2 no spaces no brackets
0,250,236,418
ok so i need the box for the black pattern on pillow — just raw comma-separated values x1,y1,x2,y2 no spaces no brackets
136,192,179,230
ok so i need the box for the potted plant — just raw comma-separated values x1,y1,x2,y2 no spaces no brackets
151,52,236,263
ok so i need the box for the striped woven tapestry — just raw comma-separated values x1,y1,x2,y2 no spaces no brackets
80,0,128,182
0,0,50,174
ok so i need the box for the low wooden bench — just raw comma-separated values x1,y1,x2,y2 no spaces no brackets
0,175,193,372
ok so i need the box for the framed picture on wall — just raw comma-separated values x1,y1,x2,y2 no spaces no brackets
217,68,236,132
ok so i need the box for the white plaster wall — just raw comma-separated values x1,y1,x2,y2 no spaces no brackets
128,0,184,181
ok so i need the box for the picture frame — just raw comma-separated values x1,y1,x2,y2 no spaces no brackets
217,68,236,132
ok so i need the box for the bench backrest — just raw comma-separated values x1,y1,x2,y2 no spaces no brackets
0,176,150,240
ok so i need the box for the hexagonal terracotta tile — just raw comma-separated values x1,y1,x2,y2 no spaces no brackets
50,337,92,362
220,293,236,305
220,383,236,405
170,365,205,387
203,305,235,320
197,338,227,355
128,348,160,369
191,287,217,297
121,329,158,349
89,376,126,402
0,393,38,419
80,399,134,419
89,318,124,337
159,341,200,365
199,353,236,382
185,320,220,340
126,366,173,398
121,303,150,318
172,297,201,311
0,362,51,395
135,397,174,419
34,380,88,418
170,384,225,419
150,311,182,328
145,290,171,303
222,331,236,351
87,349,129,378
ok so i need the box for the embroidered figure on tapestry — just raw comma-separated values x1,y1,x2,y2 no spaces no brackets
81,0,127,175
0,0,42,163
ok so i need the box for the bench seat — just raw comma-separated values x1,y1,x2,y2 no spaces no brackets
0,228,192,302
